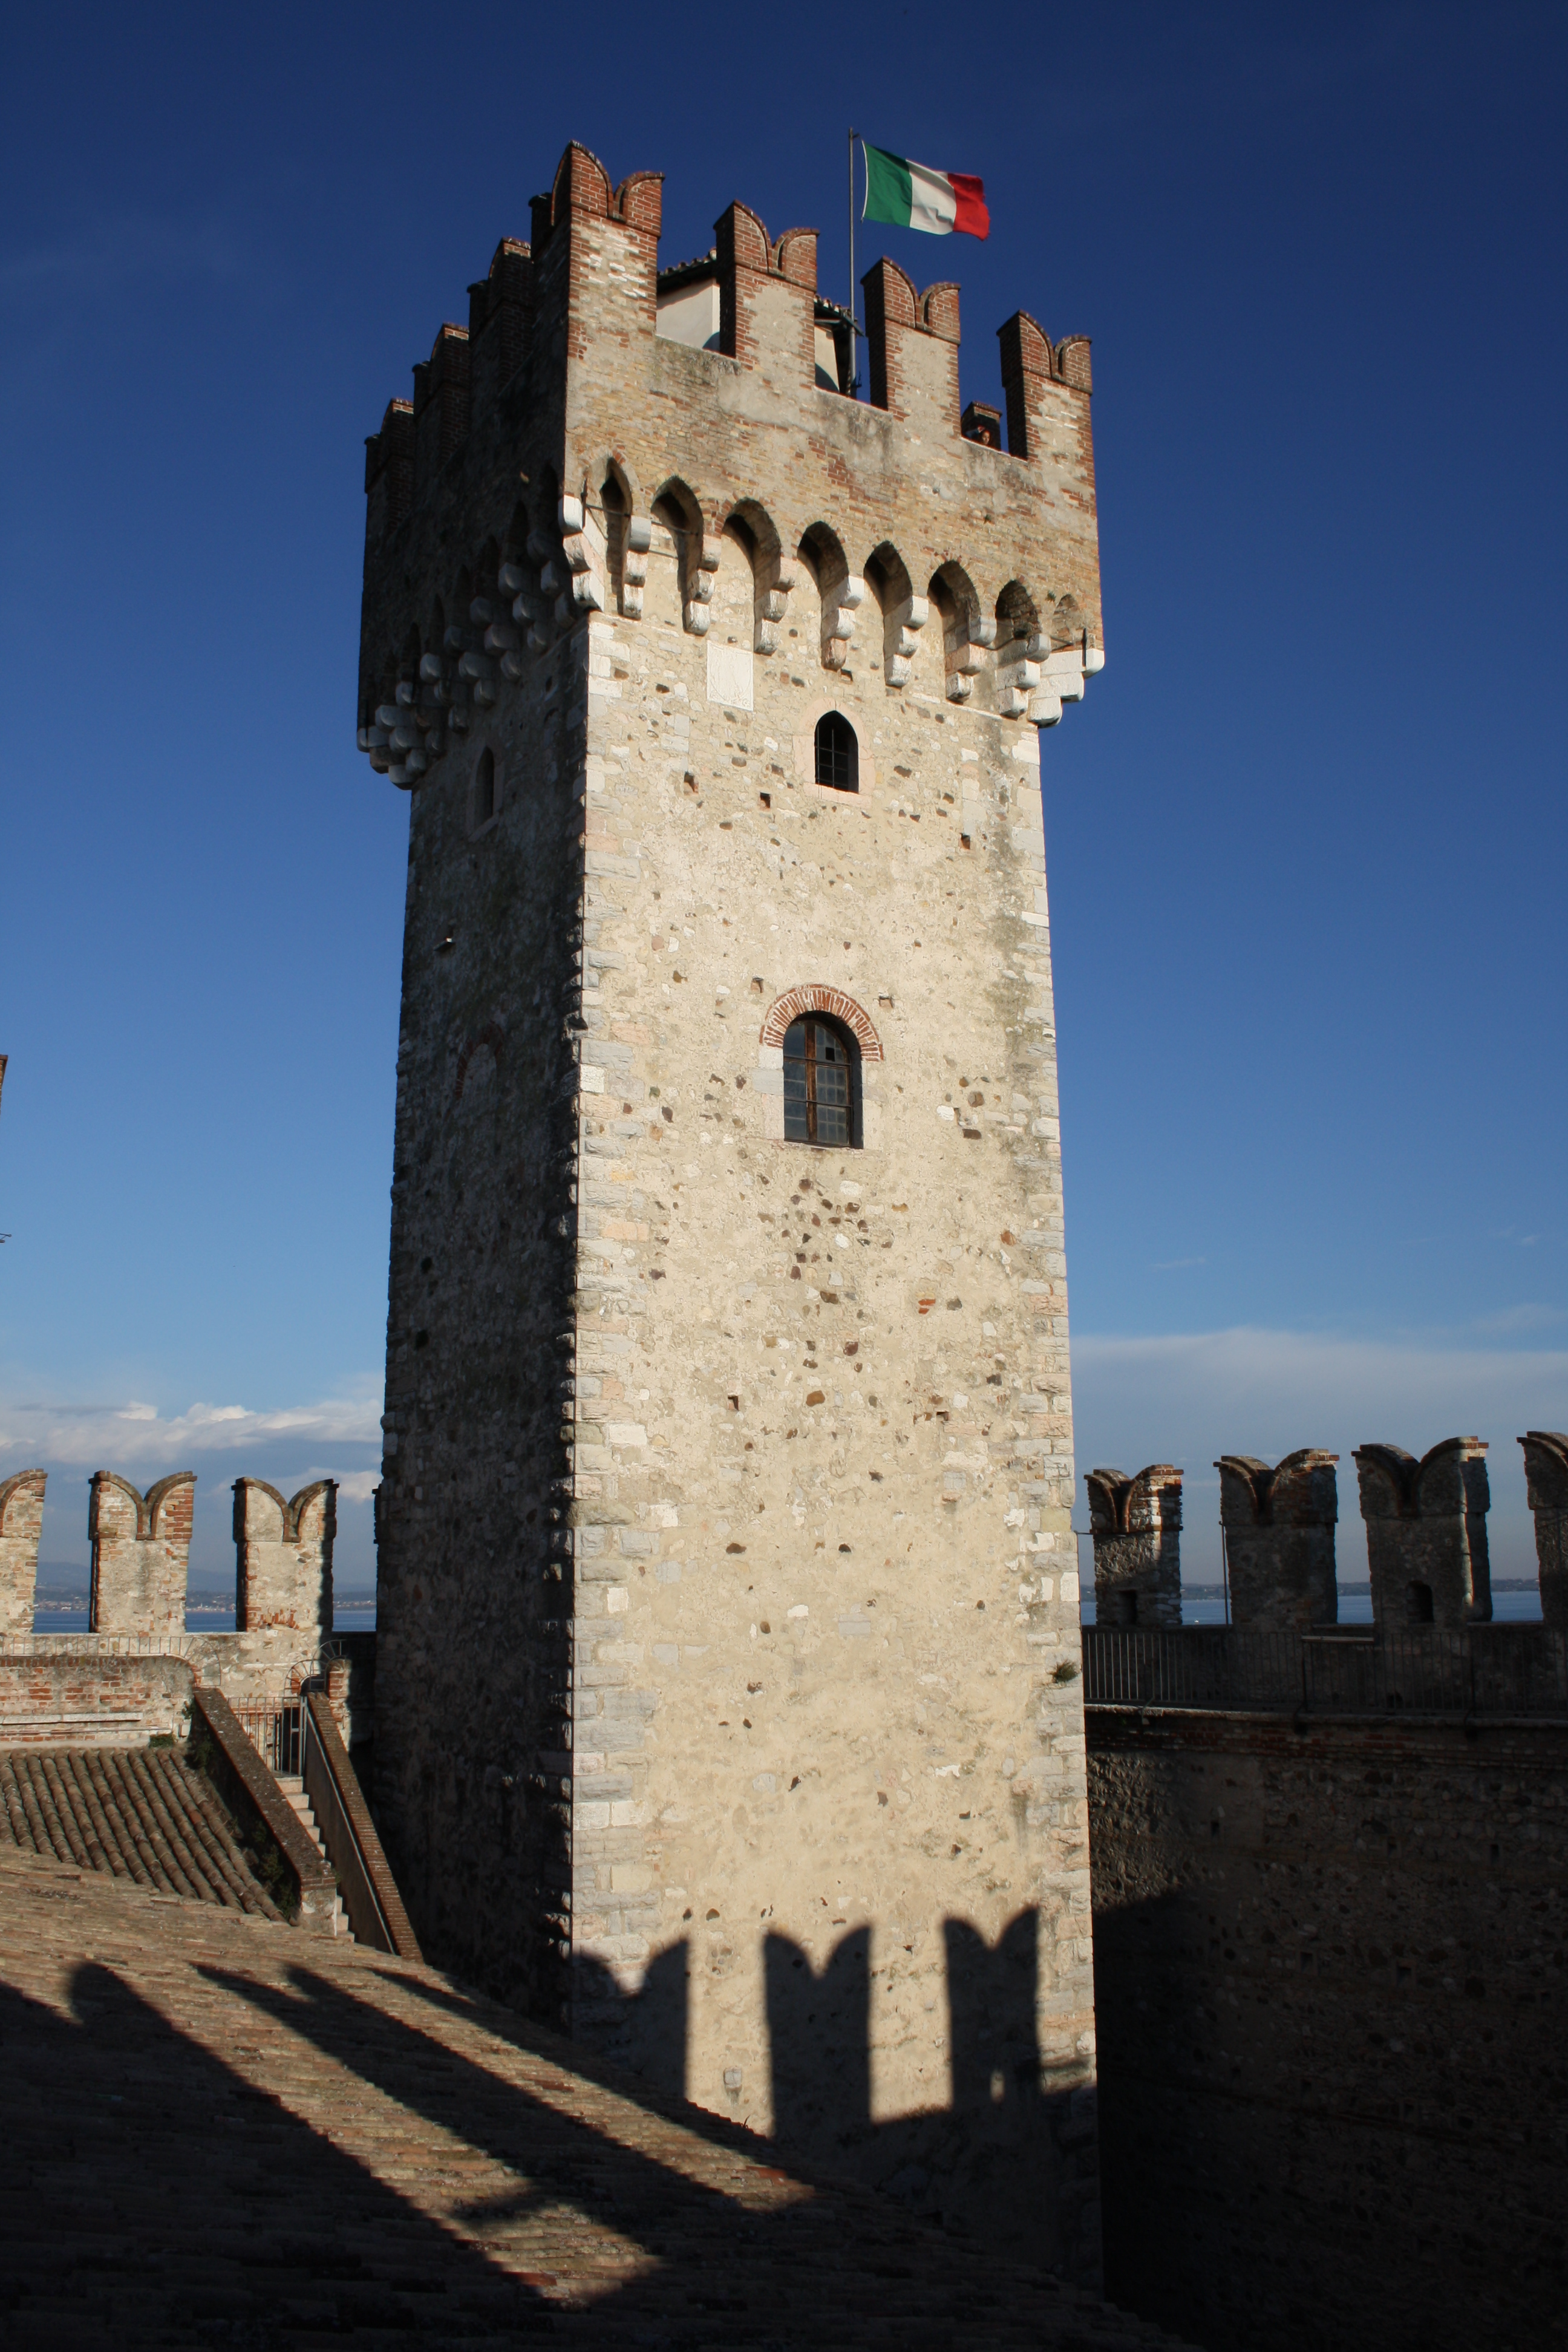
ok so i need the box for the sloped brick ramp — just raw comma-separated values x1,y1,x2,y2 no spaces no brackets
0,1746,283,1916
0,1848,1191,2349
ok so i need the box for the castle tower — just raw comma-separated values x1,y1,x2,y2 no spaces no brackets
359,142,1103,2272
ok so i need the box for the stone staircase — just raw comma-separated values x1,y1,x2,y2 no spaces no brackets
274,1771,353,1939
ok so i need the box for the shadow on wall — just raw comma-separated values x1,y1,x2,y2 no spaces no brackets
575,1907,1098,2274
1092,1879,1567,2352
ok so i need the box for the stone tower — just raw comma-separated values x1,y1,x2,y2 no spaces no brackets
359,140,1104,2272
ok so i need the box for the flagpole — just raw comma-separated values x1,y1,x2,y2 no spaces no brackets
848,128,859,397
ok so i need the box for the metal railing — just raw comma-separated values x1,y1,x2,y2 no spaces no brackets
1082,1624,1568,1718
232,1699,304,1774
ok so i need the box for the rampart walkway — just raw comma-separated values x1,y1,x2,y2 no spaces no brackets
0,1846,1184,2348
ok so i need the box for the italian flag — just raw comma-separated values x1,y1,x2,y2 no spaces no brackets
862,141,989,240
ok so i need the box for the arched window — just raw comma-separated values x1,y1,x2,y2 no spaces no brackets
784,1016,858,1146
1406,1580,1435,1624
1114,1591,1139,1628
814,711,858,792
473,746,495,828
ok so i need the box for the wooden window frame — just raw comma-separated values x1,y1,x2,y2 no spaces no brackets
783,1015,859,1148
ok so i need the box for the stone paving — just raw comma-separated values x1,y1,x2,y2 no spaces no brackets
0,1845,1188,2348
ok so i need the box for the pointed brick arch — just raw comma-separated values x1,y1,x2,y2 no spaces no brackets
760,985,883,1061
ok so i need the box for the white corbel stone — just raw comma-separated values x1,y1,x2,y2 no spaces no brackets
684,602,712,637
561,505,607,612
1085,644,1106,674
822,573,864,667
458,650,497,682
755,554,799,655
419,653,444,682
483,622,521,653
886,593,929,686
498,561,528,595
396,680,417,707
1029,690,1064,727
622,514,652,619
1042,648,1085,701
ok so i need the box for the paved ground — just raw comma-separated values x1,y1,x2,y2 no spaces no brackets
1,1745,283,1915
0,1844,1189,2349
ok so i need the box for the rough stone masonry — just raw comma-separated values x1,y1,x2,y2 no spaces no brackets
358,140,1105,2275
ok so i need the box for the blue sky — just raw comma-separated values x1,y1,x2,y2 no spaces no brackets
2,2,1564,1591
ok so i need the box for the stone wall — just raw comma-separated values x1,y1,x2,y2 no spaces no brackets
0,1633,376,1748
0,1651,195,1746
361,139,1103,2274
1086,1707,1567,2352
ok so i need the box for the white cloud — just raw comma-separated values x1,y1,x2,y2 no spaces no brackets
0,1383,382,1468
330,1470,381,1506
1070,1325,1567,1583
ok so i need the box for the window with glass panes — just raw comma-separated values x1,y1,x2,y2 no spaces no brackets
783,1016,857,1145
813,711,858,792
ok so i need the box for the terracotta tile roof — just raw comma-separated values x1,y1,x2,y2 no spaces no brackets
0,1746,283,1919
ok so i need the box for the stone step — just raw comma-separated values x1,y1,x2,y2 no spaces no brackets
273,1772,353,1940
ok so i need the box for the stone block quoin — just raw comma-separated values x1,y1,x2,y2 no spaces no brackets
88,1470,196,1638
1217,1451,1339,1630
1353,1439,1492,1628
1087,1465,1183,1628
1519,1431,1568,1633
233,1476,336,1633
0,1469,47,1637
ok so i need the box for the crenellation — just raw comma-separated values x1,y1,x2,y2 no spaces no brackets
89,1469,195,1637
0,1469,46,1636
1086,1466,1183,1628
233,1476,336,1633
1353,1437,1492,1627
1217,1448,1339,1628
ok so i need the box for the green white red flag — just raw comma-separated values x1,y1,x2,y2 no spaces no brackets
861,142,989,240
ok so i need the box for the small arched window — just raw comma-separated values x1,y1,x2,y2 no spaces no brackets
784,1016,858,1146
473,746,495,828
814,711,858,792
1406,1580,1435,1624
1114,1590,1139,1628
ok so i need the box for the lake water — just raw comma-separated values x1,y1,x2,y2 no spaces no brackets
1082,1588,1544,1627
28,1607,378,1635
